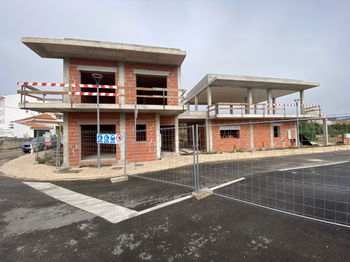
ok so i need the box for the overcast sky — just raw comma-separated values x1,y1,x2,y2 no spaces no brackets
0,0,349,114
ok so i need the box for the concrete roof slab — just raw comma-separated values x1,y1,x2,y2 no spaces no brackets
22,37,186,66
186,74,319,104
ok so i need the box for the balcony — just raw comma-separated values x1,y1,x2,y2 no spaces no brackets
17,82,186,115
179,102,322,120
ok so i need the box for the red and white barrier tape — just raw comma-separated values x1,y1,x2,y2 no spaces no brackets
17,82,119,89
69,92,119,97
267,103,320,107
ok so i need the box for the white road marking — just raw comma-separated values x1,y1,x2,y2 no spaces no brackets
24,182,138,224
24,177,249,224
278,160,349,172
137,195,192,216
210,177,246,191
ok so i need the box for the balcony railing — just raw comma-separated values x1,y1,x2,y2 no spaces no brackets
207,103,322,117
17,82,185,107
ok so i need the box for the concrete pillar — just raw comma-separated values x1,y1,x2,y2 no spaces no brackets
155,113,161,158
323,118,329,146
63,59,70,103
272,98,276,115
177,66,182,105
295,121,300,148
205,118,212,152
249,123,254,150
118,62,125,104
63,112,69,166
270,123,274,148
207,86,213,116
246,88,252,114
300,90,304,114
267,89,272,115
175,116,179,154
194,96,198,111
207,86,212,106
120,113,126,161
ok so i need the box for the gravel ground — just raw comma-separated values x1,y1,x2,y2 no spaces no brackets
0,145,348,181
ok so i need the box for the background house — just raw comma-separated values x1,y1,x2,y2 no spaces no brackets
0,94,37,137
12,113,63,138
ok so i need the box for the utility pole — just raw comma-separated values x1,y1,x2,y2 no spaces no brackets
92,74,103,168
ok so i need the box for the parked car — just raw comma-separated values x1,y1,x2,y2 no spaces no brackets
22,135,57,153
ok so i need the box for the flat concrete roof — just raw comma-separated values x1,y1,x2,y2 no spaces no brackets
22,37,186,66
186,74,320,104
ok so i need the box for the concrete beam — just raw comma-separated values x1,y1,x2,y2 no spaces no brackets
133,69,170,76
76,65,118,72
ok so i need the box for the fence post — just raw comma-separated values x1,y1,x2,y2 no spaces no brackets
195,124,200,192
35,132,39,162
55,131,61,171
192,125,197,192
124,129,127,176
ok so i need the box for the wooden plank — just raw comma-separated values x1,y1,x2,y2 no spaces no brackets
17,90,67,95
137,94,179,98
265,108,284,110
43,98,64,102
216,102,260,106
25,86,40,91
136,87,181,92
25,94,44,101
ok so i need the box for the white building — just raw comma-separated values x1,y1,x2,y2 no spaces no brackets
12,113,62,138
0,94,37,137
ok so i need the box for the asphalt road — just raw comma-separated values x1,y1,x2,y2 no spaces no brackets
0,149,24,166
1,149,350,261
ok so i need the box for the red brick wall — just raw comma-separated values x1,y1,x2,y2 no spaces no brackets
67,112,158,167
68,112,120,167
160,116,176,126
253,123,272,149
68,59,179,106
124,63,178,105
272,121,296,148
211,120,251,152
125,113,158,162
343,135,350,145
211,119,297,152
68,58,120,104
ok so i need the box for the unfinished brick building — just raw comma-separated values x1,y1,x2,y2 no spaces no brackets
19,37,186,167
18,37,321,167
